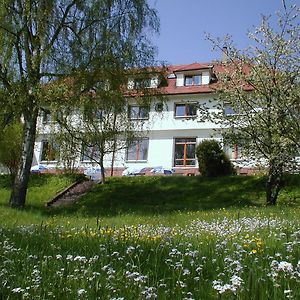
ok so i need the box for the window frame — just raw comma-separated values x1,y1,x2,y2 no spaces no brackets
134,78,152,89
41,109,52,124
184,74,202,86
174,137,197,167
223,144,240,160
174,103,197,118
40,140,59,162
81,144,100,162
128,105,149,120
223,102,238,116
126,138,149,162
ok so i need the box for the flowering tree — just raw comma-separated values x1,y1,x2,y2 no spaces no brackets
208,4,300,205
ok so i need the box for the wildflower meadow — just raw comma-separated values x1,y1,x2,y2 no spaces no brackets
0,175,300,299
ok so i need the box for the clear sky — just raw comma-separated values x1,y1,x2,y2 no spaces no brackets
149,0,295,65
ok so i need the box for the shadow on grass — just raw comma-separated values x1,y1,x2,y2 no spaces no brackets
0,173,84,213
2,174,299,218
47,175,268,218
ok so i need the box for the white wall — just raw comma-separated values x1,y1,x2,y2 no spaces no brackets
34,92,223,171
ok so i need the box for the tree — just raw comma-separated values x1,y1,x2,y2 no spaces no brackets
196,140,235,177
50,66,162,183
0,0,159,208
208,4,300,205
0,122,23,181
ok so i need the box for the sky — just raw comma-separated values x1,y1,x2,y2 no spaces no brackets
149,0,295,65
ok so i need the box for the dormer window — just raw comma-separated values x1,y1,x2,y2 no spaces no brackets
128,77,157,90
175,70,210,87
134,78,151,89
184,74,202,86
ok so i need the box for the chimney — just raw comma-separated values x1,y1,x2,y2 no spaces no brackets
222,46,229,62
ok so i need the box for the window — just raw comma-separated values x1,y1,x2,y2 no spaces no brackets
184,74,202,86
223,144,239,160
134,78,151,89
127,139,149,161
128,105,149,120
174,138,196,166
81,145,100,161
41,141,58,161
42,109,52,124
83,106,104,121
223,102,237,116
41,109,64,123
175,103,197,118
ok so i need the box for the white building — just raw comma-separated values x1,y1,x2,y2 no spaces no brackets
33,61,241,176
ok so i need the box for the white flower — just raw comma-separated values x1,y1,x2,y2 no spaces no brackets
230,275,244,288
77,288,87,296
126,246,135,254
74,256,87,262
278,261,293,273
12,287,24,293
183,268,191,276
141,286,157,299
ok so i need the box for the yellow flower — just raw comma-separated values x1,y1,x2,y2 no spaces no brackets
251,249,257,254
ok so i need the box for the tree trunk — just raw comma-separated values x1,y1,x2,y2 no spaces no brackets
266,161,283,206
110,113,118,177
99,153,106,184
110,138,117,177
9,109,38,208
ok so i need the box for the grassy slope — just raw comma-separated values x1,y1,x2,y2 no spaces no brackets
0,174,77,225
1,174,300,227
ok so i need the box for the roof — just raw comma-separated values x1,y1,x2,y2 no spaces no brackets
171,62,213,72
161,62,220,95
126,61,253,97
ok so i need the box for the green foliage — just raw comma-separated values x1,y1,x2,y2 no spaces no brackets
0,122,22,178
196,140,235,177
207,4,300,205
0,0,160,207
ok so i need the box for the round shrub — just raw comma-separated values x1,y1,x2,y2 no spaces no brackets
196,139,236,177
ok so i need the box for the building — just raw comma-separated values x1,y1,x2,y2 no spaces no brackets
33,60,242,176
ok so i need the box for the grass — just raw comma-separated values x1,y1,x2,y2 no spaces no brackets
0,174,81,226
0,174,300,299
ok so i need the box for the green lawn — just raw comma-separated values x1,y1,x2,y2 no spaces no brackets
1,174,300,227
1,174,300,299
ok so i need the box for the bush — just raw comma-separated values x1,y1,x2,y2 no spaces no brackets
0,122,22,180
196,140,236,177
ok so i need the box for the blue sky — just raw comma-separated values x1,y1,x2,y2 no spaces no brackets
149,0,293,65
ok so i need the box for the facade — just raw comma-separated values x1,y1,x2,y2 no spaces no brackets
33,61,240,176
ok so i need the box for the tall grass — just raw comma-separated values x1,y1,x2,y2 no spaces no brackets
0,212,299,299
0,175,300,299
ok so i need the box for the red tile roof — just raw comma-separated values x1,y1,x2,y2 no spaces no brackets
171,62,213,72
161,62,217,95
126,61,253,97
160,62,253,95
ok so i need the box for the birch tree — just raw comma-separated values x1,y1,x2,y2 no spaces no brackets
0,0,159,208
